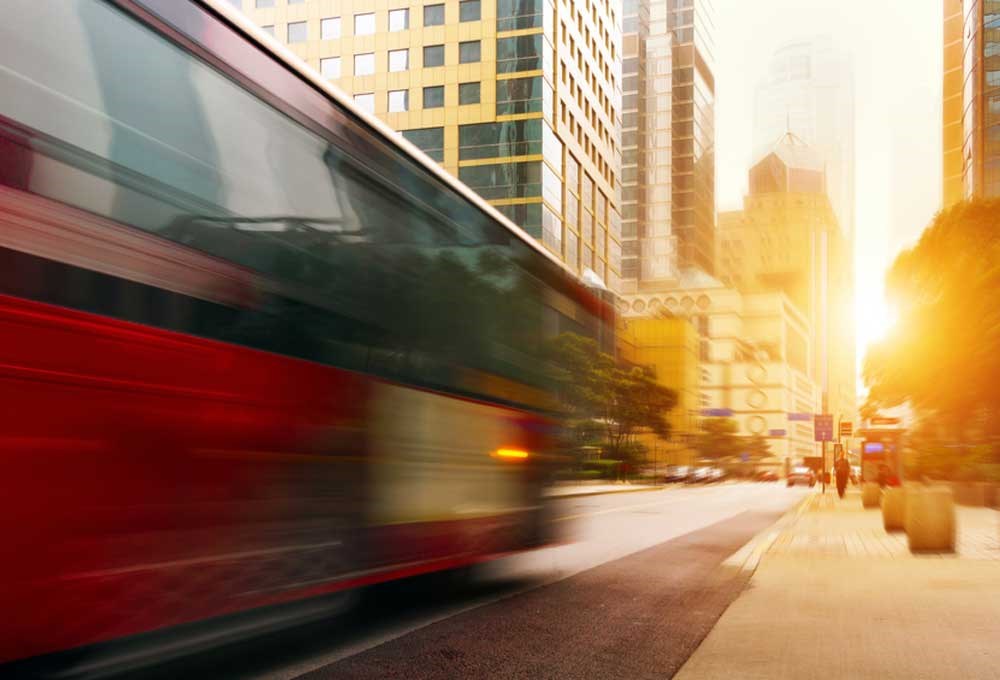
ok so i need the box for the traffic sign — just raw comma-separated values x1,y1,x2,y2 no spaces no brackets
768,429,787,437
839,421,853,437
788,412,812,422
814,414,834,442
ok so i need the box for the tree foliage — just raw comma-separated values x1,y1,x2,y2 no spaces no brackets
544,332,678,461
695,418,742,460
863,199,1000,445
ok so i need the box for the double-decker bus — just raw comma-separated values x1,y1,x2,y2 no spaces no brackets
0,0,611,669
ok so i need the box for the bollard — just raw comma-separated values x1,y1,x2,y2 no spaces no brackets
881,486,906,531
861,482,881,508
906,485,956,553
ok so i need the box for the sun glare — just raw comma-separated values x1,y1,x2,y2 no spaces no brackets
855,293,896,357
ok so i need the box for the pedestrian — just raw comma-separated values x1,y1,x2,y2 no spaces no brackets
834,450,850,499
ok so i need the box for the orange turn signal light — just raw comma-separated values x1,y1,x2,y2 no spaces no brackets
493,448,529,460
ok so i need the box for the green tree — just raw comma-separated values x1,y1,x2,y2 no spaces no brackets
863,198,1000,448
544,332,678,462
695,418,743,460
745,434,771,460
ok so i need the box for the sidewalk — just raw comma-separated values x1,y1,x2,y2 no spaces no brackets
676,488,1000,680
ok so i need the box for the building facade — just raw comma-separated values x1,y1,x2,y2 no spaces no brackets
942,0,1000,206
618,0,716,292
753,36,855,240
236,0,623,288
619,279,820,465
717,136,855,430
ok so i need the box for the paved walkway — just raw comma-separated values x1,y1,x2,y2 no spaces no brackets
676,488,1000,679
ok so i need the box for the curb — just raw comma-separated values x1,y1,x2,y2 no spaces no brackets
544,485,666,499
722,491,813,573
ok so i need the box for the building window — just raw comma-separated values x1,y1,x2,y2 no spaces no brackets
460,0,481,21
458,160,542,200
423,4,445,26
459,40,481,63
388,48,409,72
496,75,543,114
497,0,543,31
287,21,307,43
288,0,304,4
459,118,542,160
255,0,273,7
496,34,543,73
423,85,445,108
495,203,542,237
388,89,409,112
320,56,341,79
459,81,481,105
354,52,375,76
423,44,445,67
354,92,375,113
354,12,375,35
389,8,409,31
261,24,275,36
321,17,341,40
402,127,445,161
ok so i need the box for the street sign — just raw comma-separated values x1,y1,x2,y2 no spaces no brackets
788,412,812,421
814,414,834,442
871,416,900,426
768,428,787,437
839,421,853,438
701,408,733,417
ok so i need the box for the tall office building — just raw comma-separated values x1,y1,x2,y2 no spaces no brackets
619,0,716,289
753,37,854,240
237,0,623,288
619,0,675,292
717,135,855,426
942,0,1000,205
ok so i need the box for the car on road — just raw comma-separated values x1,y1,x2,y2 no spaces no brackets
664,465,691,483
786,466,816,487
686,467,712,483
755,470,780,482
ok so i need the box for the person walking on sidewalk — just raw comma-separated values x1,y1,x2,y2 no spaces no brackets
834,448,850,499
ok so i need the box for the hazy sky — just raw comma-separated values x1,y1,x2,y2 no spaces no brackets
713,0,942,373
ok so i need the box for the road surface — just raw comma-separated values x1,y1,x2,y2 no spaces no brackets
135,482,807,679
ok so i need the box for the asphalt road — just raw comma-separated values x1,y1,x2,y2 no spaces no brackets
136,483,806,680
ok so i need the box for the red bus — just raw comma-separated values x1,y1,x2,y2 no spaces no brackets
0,0,611,670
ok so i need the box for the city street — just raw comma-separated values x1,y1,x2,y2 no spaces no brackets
138,483,806,679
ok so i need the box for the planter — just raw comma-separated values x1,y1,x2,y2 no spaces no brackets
881,486,906,531
861,482,881,509
952,481,989,507
906,485,956,553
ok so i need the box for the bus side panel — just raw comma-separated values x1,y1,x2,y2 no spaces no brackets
0,292,369,663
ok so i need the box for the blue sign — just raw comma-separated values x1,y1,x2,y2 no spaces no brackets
701,408,734,417
740,452,750,462
814,414,834,442
864,442,885,454
768,429,787,437
788,413,812,421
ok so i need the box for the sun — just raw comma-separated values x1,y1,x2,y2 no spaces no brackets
855,292,895,357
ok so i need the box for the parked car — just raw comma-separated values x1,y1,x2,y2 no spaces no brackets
664,465,691,483
706,467,726,483
786,466,816,487
687,467,712,483
755,470,780,482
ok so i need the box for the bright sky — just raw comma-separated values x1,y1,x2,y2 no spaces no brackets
713,0,941,382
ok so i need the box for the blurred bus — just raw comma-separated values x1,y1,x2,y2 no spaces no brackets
0,0,610,669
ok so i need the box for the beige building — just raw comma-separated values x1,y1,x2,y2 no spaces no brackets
236,0,623,288
717,134,855,428
619,272,820,465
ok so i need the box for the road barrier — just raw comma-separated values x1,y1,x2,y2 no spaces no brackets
881,486,906,531
905,485,956,552
861,482,881,508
